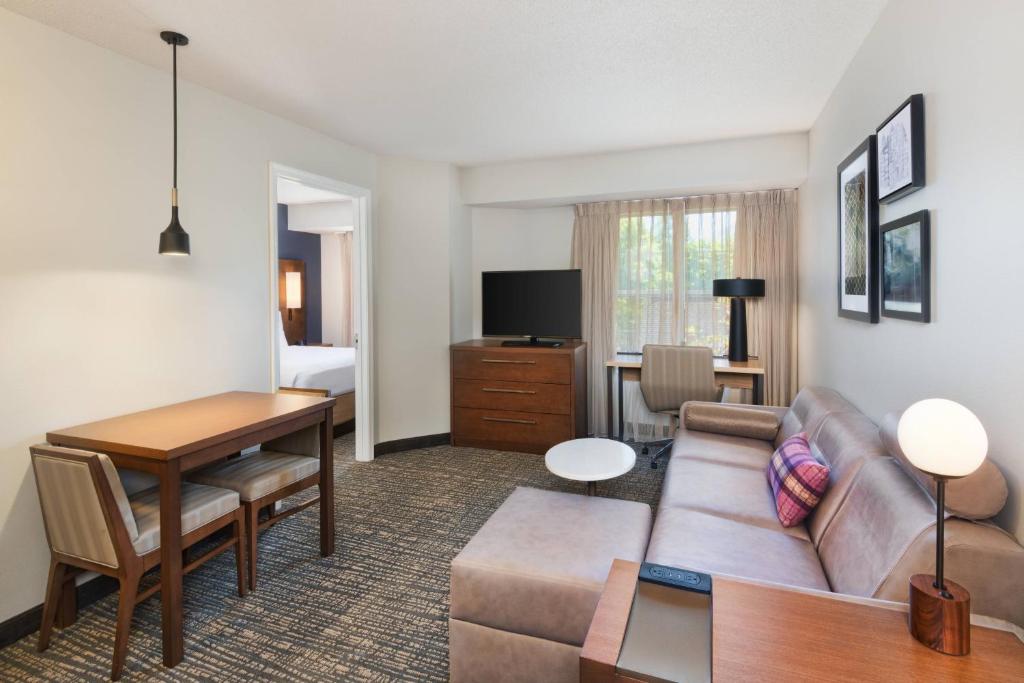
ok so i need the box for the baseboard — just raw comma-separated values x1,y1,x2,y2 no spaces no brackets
333,419,355,437
374,433,450,456
0,574,117,650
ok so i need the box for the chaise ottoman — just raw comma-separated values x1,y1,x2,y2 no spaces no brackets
449,486,652,683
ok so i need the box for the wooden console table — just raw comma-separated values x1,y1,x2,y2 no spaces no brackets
582,560,1024,682
605,354,765,441
47,391,336,669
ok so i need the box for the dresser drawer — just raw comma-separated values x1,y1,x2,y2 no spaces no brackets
452,349,571,384
453,379,570,415
452,407,571,453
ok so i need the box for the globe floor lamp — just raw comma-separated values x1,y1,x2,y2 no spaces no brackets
712,278,765,362
897,398,989,655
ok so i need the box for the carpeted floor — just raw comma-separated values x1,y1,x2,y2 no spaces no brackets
0,434,665,682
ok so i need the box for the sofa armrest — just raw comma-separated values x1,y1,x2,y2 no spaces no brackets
681,401,785,442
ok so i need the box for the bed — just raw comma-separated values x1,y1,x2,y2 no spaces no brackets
277,314,356,428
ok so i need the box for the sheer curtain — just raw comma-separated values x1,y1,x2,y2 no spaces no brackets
338,232,354,347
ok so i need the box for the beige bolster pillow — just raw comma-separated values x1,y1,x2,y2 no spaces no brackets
881,412,1008,520
683,402,781,441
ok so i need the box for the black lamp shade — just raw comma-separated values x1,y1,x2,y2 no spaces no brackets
713,278,765,298
159,207,190,255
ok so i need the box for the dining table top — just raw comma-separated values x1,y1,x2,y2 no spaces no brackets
47,391,335,461
605,352,764,374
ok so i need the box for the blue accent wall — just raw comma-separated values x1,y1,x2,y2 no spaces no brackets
277,203,322,343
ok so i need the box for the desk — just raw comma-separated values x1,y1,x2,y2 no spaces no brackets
582,560,1024,682
47,391,336,668
604,354,765,440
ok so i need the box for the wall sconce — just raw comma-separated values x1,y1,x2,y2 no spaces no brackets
285,271,302,320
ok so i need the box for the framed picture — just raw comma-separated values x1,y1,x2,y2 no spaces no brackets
881,210,931,322
837,136,879,323
876,94,925,203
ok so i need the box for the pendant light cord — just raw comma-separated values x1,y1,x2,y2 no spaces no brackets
172,41,178,202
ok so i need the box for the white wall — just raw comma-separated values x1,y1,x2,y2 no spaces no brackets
0,9,377,622
289,200,354,233
798,0,1024,539
471,207,576,338
461,133,807,207
374,157,455,442
449,166,474,343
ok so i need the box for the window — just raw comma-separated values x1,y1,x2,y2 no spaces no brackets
614,209,735,355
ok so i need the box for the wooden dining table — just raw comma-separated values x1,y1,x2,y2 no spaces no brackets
46,391,336,669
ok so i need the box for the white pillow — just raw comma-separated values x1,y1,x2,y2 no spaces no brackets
277,310,289,348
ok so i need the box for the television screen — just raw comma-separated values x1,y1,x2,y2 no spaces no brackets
482,269,582,339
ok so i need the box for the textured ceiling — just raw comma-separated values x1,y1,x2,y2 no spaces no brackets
2,0,887,165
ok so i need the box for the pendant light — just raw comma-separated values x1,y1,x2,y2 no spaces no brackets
158,31,191,255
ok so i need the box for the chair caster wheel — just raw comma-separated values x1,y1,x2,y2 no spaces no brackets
650,461,658,470
641,446,649,455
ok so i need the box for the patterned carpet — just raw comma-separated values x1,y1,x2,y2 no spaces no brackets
0,434,665,682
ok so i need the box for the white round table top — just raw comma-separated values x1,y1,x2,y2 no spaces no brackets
545,438,636,483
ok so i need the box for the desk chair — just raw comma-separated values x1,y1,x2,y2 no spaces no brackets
30,445,246,680
638,345,723,469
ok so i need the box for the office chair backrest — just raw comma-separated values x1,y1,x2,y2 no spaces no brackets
30,445,139,569
639,345,720,413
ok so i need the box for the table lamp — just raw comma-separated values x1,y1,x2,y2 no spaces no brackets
897,398,988,656
712,278,765,362
285,271,302,321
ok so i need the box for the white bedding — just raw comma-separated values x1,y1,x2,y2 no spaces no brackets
280,345,356,396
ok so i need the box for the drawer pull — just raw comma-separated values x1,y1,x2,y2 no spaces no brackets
481,358,537,365
481,387,537,395
482,416,537,425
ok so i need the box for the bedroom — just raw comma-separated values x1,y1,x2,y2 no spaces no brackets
275,176,358,436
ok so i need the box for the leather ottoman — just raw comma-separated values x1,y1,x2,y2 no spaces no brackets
450,486,652,683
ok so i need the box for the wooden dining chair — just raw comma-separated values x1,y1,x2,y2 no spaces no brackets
30,444,248,680
187,411,325,590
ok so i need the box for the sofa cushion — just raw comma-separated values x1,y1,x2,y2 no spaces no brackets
880,411,1008,520
767,433,830,528
777,386,859,446
804,411,890,547
669,428,776,471
661,458,809,540
645,508,830,591
682,402,782,441
450,487,651,646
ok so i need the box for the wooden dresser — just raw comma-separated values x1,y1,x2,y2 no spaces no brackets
450,339,587,454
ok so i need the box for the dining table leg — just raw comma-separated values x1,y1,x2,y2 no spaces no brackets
319,407,335,557
158,459,184,667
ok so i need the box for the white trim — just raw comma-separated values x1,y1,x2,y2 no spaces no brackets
268,163,375,462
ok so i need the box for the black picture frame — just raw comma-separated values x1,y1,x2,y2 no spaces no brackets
837,136,879,323
876,94,925,203
881,210,931,323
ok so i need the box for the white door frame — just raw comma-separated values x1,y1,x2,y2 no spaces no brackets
268,162,374,462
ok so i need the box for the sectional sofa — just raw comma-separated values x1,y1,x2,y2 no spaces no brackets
449,386,1024,682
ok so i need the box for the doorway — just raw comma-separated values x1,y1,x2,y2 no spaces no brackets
268,163,373,462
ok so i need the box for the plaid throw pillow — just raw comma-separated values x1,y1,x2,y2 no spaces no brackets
766,433,830,528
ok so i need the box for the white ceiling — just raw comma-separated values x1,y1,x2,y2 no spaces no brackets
2,0,887,165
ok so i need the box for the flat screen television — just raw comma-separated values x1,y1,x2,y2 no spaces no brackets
481,269,582,347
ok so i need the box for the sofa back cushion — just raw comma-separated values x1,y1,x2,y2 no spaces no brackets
804,411,890,547
816,458,936,598
880,412,1008,520
777,386,859,447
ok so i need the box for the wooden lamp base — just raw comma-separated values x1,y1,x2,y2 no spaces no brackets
909,574,970,656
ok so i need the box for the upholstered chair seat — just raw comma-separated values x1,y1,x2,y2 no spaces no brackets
188,451,319,502
129,484,241,555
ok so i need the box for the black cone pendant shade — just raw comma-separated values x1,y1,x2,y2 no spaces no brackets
158,30,191,255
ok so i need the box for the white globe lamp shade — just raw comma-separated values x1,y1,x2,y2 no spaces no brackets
897,399,988,478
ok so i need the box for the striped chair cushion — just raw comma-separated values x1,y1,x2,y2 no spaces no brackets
766,433,830,528
130,483,240,555
188,451,319,502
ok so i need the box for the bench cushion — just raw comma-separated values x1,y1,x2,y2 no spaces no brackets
189,450,319,501
130,482,240,555
450,486,651,646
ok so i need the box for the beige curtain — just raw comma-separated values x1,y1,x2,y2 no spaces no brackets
734,189,798,406
338,232,355,347
570,203,619,437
